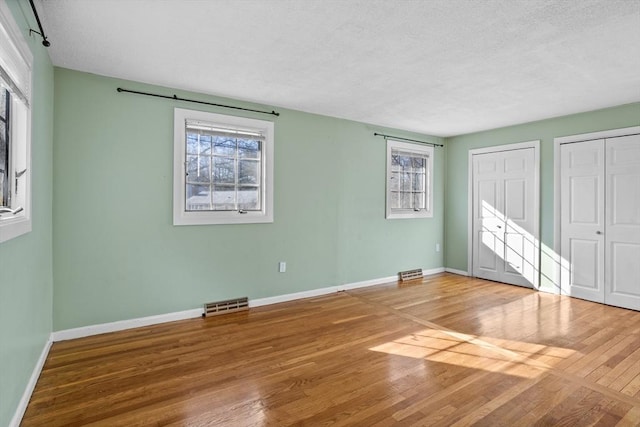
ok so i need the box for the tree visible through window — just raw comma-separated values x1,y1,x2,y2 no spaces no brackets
173,108,274,225
389,150,426,211
386,139,433,219
185,124,262,212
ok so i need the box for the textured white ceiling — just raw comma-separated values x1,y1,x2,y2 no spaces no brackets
39,0,640,137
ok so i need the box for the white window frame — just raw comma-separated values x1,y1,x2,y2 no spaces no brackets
386,139,433,219
173,108,274,225
0,1,32,243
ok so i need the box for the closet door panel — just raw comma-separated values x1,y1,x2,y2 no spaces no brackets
605,134,640,310
473,155,503,281
502,149,536,285
560,140,605,302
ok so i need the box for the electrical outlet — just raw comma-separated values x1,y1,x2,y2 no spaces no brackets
436,243,441,252
279,261,286,273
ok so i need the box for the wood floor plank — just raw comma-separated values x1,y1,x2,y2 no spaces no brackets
20,273,640,426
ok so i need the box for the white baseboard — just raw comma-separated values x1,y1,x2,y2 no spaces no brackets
249,285,341,308
52,308,203,342
249,276,397,308
424,267,446,276
52,267,446,341
445,267,469,276
10,335,53,427
250,267,445,308
340,274,399,291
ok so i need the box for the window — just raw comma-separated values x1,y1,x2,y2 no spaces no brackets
173,108,274,225
0,2,32,243
1,88,10,206
386,139,433,219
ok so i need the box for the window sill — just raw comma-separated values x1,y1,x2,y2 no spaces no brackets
0,215,32,243
173,210,273,226
386,210,433,220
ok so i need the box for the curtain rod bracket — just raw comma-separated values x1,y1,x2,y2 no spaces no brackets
374,132,443,147
29,27,49,47
28,0,50,47
116,87,280,117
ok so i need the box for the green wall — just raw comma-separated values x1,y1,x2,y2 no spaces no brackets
52,68,445,330
1,18,637,423
444,103,640,291
0,1,54,425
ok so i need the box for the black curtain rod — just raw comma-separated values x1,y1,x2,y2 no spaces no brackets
374,132,443,147
28,0,50,47
116,88,280,117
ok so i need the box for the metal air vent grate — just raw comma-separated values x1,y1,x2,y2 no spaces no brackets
399,269,423,282
203,297,249,317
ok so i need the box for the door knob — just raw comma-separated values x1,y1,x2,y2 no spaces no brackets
596,231,602,235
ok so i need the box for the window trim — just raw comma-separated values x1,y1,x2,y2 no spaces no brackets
173,108,274,225
0,1,33,243
386,139,433,219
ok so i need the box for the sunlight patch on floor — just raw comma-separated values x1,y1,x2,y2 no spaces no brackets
369,327,576,379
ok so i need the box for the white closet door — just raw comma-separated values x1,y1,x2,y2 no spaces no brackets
560,140,605,302
502,149,537,286
472,148,535,287
473,152,504,283
605,134,640,310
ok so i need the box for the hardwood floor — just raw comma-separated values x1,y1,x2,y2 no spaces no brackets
22,273,640,426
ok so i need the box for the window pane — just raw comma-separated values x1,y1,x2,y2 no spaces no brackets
399,155,411,169
238,139,260,159
239,160,260,185
212,185,236,210
213,156,235,184
401,192,412,209
213,137,236,156
390,191,400,209
390,171,400,191
186,155,210,183
414,192,425,209
186,133,212,155
412,157,425,170
391,154,401,171
238,188,260,210
186,133,198,154
413,173,424,191
400,172,411,191
198,134,212,154
186,184,211,211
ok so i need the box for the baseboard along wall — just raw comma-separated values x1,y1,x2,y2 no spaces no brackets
9,337,53,427
444,267,469,276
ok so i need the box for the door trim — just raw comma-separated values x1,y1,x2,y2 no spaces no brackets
468,140,540,289
553,126,640,294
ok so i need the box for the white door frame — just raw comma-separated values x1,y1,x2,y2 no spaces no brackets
468,140,540,288
553,126,640,294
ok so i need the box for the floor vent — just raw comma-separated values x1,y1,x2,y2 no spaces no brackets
203,297,249,317
399,269,423,282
